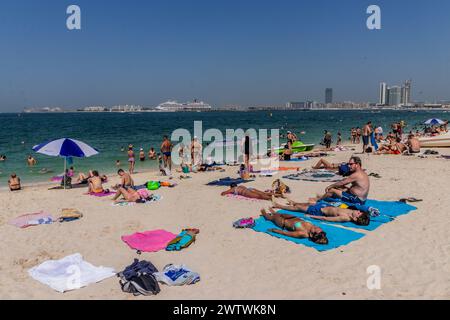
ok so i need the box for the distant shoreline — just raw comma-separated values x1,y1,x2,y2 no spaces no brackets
8,108,450,114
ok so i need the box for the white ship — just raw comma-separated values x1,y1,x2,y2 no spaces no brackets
156,99,212,112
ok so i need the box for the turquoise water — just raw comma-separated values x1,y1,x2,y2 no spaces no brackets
0,110,448,185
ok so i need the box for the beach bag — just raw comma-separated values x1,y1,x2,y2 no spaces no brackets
118,259,160,296
338,163,351,176
166,229,199,251
153,264,200,286
58,208,83,222
272,179,290,194
146,181,161,191
61,175,72,188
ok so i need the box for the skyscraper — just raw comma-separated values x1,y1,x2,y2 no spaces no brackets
401,80,412,105
379,82,387,105
325,88,333,104
388,86,402,106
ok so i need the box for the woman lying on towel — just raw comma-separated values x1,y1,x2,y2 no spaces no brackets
260,208,329,245
112,187,152,203
221,183,285,201
312,158,339,170
272,198,370,226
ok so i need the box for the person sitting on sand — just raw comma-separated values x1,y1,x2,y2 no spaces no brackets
112,187,151,203
272,198,370,226
112,169,134,189
8,173,21,191
139,148,146,161
27,155,37,166
406,134,421,153
312,158,339,170
260,208,328,244
315,156,369,205
88,171,108,194
221,183,285,200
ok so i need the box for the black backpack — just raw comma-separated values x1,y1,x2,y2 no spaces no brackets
118,259,160,296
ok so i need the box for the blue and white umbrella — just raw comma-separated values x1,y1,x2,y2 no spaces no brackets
32,138,99,189
424,118,445,125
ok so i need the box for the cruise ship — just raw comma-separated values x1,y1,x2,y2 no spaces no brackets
156,99,212,112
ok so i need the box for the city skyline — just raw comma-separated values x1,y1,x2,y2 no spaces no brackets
2,0,450,112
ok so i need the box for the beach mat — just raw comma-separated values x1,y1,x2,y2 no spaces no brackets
85,191,115,197
9,212,54,228
206,177,254,186
252,211,365,252
317,199,418,231
122,229,177,252
225,194,266,202
283,170,342,182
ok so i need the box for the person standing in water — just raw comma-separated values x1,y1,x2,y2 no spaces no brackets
362,122,372,153
127,145,135,174
161,136,173,171
27,155,37,166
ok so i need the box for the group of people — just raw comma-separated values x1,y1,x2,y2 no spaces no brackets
222,156,372,245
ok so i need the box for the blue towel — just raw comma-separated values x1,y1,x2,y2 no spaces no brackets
252,210,365,252
319,199,417,231
206,177,254,186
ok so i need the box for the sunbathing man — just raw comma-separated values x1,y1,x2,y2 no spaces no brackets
221,183,285,200
8,173,21,191
272,198,370,226
88,171,108,194
406,134,421,153
315,156,369,205
113,169,134,189
260,208,328,244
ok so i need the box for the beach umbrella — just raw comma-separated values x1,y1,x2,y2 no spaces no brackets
424,118,445,125
32,138,99,189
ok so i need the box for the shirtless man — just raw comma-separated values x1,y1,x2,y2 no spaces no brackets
362,122,372,153
221,183,284,201
27,155,37,166
113,169,134,189
260,208,328,244
88,170,107,194
406,134,421,153
315,156,370,205
8,173,21,191
287,131,298,144
161,136,173,171
272,198,370,226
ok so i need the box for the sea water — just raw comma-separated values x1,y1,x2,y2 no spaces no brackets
0,110,447,185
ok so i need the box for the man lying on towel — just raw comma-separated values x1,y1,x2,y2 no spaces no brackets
221,183,285,201
260,208,328,245
272,198,370,226
314,156,369,205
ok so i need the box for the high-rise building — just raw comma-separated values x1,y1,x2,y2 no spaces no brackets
388,86,402,106
401,80,412,105
325,88,333,104
379,82,387,105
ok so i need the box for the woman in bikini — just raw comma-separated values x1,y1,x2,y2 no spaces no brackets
221,183,285,200
260,208,328,245
128,145,135,174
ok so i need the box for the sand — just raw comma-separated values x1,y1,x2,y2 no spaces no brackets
1,147,450,300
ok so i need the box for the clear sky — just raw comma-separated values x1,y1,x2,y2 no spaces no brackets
1,0,450,111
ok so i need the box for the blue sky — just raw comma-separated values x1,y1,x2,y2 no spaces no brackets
1,0,449,111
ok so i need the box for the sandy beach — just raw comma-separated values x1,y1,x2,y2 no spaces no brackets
1,146,449,300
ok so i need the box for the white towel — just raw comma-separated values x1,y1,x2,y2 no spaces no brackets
28,253,115,293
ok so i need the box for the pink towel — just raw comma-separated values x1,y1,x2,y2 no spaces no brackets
9,211,54,228
121,230,177,252
85,191,115,197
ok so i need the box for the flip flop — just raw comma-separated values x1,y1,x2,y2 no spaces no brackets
399,197,423,203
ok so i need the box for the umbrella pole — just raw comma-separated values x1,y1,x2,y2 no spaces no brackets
64,157,67,190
